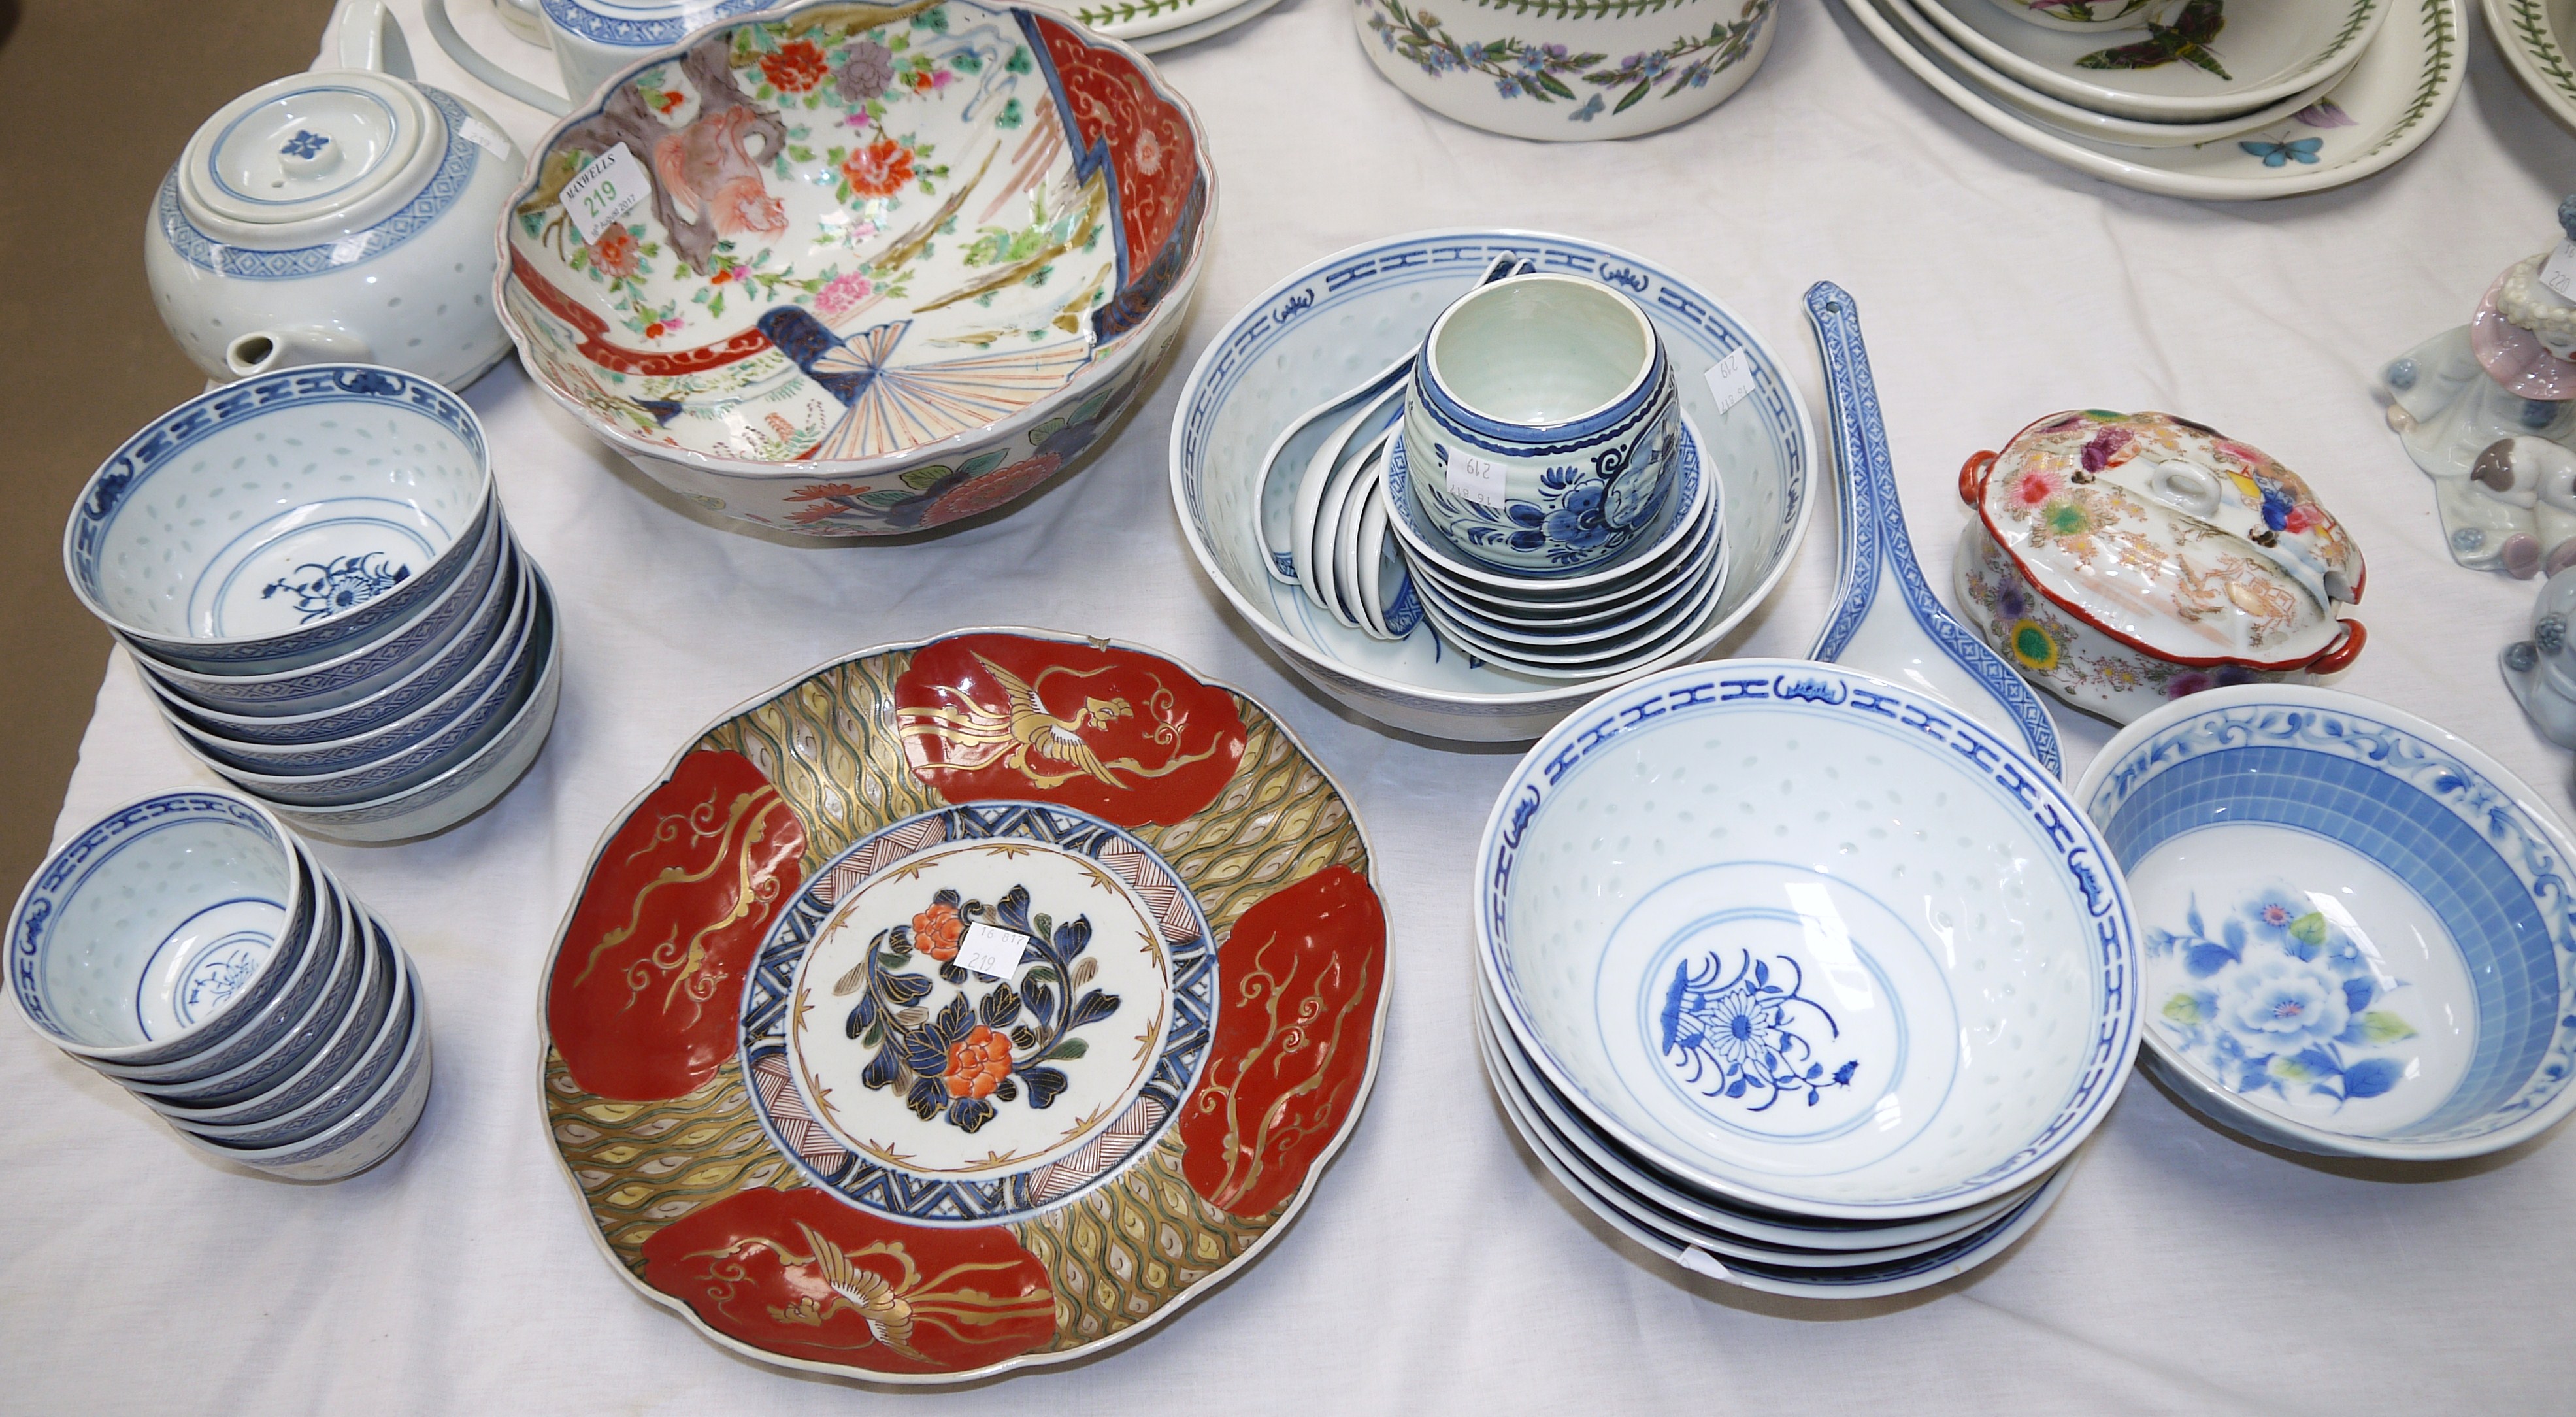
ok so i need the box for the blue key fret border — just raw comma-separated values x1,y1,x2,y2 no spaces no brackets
540,0,767,45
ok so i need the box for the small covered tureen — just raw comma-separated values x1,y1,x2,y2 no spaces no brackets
1953,410,2366,723
144,10,520,389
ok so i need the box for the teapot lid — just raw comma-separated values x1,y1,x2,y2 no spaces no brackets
1972,410,2366,671
177,71,444,246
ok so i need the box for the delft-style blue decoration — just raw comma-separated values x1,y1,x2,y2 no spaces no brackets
278,129,331,159
2087,699,2576,1146
741,802,1215,1227
1659,949,1859,1110
2148,885,2420,1107
263,553,413,624
67,365,485,670
1421,422,1677,568
158,89,482,279
539,0,768,46
1802,282,2063,778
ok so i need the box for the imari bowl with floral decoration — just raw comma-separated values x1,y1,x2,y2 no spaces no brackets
497,0,1212,537
1354,0,1780,142
2079,686,2576,1161
1954,410,2367,725
1477,659,2142,1220
537,627,1390,1383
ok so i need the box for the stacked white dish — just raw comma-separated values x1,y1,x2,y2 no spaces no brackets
1844,0,2464,199
63,365,561,844
10,789,432,1182
1475,659,2143,1297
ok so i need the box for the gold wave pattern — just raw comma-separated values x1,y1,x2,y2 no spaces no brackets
1006,1136,1280,1352
544,1048,801,1275
1131,695,1371,941
695,650,945,876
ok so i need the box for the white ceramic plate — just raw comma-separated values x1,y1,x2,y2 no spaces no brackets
1919,0,2388,120
2486,0,2576,135
1170,229,1815,742
1886,0,2351,146
1845,0,2463,200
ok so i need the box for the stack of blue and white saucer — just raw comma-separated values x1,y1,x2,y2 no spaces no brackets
10,788,431,1181
62,365,561,844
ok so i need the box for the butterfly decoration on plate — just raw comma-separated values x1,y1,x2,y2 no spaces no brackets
2238,135,2324,166
2077,0,2230,78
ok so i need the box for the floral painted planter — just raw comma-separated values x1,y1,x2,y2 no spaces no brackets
1354,0,1779,141
498,0,1211,537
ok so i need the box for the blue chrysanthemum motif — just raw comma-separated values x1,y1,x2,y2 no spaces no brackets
1657,948,1858,1112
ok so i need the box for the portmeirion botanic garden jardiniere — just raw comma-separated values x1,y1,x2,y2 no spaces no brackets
1952,410,2367,724
1402,273,1679,577
1355,0,1779,141
497,0,1212,537
537,628,1390,1383
2079,686,2576,1161
146,7,521,389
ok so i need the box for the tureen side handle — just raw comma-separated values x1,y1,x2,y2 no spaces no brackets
333,0,416,78
1958,450,1997,506
2307,619,2368,676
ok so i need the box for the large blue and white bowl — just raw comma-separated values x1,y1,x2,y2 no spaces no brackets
2077,686,2576,1161
1478,659,2142,1219
65,365,495,677
1171,229,1814,742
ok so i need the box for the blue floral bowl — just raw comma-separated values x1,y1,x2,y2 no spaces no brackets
2077,685,2576,1160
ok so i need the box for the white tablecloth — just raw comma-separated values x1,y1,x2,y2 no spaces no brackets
10,0,2576,1407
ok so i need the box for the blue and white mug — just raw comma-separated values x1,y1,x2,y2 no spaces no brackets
1403,273,1679,576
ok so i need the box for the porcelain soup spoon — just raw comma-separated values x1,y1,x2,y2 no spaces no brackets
1802,281,2064,777
1254,254,1532,583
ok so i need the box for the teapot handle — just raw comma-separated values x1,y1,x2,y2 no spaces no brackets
1958,450,1996,506
2307,619,2367,676
333,0,416,76
423,0,573,114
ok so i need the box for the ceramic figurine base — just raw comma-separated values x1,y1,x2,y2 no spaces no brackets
2384,325,2576,573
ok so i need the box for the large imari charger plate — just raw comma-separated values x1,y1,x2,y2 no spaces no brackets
537,629,1390,1383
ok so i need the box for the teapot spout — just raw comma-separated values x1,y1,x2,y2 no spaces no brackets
225,328,373,378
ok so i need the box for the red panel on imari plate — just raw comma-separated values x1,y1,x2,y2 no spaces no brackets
640,1187,1057,1376
1180,864,1389,1217
892,631,1246,828
546,749,805,1101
